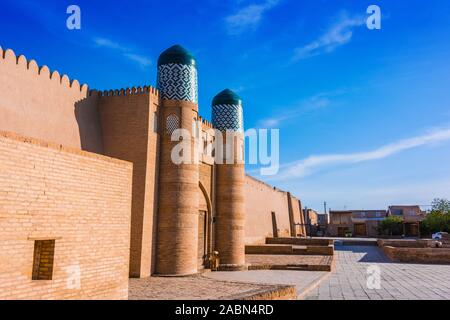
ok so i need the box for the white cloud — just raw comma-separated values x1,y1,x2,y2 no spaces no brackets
123,53,152,68
274,127,450,180
225,0,280,35
258,93,332,128
93,37,122,50
93,37,151,68
293,12,365,61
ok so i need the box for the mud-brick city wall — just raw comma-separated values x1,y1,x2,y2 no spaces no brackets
0,48,103,153
244,176,300,244
0,132,132,300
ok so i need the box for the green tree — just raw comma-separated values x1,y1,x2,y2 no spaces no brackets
420,211,450,235
378,216,403,236
431,198,450,214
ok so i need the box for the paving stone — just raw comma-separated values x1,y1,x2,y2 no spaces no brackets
304,245,450,300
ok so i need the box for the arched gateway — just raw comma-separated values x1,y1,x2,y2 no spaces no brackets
198,182,212,270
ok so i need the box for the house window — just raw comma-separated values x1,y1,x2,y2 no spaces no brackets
32,240,55,280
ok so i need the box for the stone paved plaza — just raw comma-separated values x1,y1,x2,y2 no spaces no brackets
129,245,450,300
304,245,450,300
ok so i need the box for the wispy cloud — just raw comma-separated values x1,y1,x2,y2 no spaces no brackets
258,91,337,128
93,38,122,50
225,0,281,35
93,37,151,68
123,53,152,68
292,12,365,61
274,127,450,180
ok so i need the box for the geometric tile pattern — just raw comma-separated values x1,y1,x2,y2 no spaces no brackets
166,114,180,135
157,63,198,103
212,104,244,132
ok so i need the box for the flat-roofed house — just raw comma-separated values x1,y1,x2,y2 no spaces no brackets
328,210,387,237
388,205,426,237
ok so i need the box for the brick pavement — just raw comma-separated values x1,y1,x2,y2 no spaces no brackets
128,273,293,300
205,270,328,298
304,245,450,300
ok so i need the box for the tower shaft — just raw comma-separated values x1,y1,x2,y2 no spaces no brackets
155,45,199,275
212,89,246,270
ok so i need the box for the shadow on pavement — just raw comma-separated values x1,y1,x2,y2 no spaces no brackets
334,245,392,263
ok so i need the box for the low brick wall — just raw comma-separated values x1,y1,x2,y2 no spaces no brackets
246,245,293,255
306,245,334,256
246,255,334,272
246,244,334,256
382,246,450,264
377,239,434,248
266,237,333,246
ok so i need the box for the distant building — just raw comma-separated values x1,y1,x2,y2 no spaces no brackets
328,210,387,237
388,205,426,237
303,209,329,237
303,209,319,236
327,205,427,238
317,214,329,227
304,209,319,225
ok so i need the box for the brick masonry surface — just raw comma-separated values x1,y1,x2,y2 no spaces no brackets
128,274,295,300
0,132,132,300
205,270,327,299
99,91,159,278
246,254,333,271
304,246,450,300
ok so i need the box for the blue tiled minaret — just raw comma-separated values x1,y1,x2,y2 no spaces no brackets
155,45,200,276
157,45,198,103
211,89,244,132
211,89,246,271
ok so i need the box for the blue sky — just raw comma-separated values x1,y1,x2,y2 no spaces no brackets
1,0,450,211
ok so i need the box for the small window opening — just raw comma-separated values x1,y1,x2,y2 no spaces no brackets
32,240,55,280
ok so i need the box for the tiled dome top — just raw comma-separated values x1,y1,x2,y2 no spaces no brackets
212,89,242,106
157,45,196,67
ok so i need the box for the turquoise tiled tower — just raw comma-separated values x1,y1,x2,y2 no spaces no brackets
211,88,246,270
157,45,198,103
211,89,244,132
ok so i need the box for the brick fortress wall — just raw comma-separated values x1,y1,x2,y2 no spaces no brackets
0,48,103,153
244,175,305,245
98,88,160,278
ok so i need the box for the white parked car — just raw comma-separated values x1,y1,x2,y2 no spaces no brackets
432,232,448,240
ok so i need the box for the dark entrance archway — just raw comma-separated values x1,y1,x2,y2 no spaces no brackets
198,182,212,270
